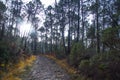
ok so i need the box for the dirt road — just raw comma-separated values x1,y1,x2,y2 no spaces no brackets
24,56,70,80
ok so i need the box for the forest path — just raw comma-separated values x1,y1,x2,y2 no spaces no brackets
24,55,70,80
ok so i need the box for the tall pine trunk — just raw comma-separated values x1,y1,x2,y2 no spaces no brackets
96,0,100,53
77,0,80,42
67,0,71,55
81,0,84,43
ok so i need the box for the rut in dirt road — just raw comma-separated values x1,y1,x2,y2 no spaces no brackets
24,56,70,80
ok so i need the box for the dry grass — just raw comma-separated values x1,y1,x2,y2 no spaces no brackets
0,55,36,80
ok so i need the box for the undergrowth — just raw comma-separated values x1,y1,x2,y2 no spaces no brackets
0,55,36,80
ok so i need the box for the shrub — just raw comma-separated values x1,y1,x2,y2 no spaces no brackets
79,60,92,76
69,42,85,67
79,50,120,80
102,26,120,50
0,40,21,68
54,46,66,59
0,40,10,65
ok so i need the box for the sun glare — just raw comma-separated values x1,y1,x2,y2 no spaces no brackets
20,22,32,36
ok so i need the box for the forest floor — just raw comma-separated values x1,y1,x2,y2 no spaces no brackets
22,55,70,80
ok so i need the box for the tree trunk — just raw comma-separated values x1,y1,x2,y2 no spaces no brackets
102,1,105,52
67,0,71,55
50,10,53,53
0,23,5,40
77,0,80,42
81,0,84,43
96,0,100,53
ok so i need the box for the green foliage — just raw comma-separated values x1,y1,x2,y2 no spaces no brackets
85,48,96,57
0,38,22,66
0,40,10,64
69,42,85,67
55,46,66,59
102,26,120,50
79,60,91,74
79,60,90,68
79,50,120,80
